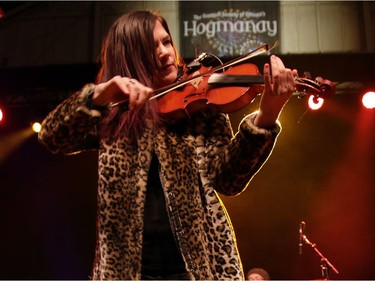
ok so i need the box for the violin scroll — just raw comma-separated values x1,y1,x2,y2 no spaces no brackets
295,72,336,100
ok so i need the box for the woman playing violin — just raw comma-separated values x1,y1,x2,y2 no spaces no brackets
38,10,297,280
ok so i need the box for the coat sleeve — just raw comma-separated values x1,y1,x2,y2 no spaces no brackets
202,111,281,196
38,83,104,155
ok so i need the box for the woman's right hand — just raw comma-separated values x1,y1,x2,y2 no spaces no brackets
92,76,153,110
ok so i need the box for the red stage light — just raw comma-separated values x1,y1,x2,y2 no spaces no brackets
362,91,375,109
0,108,3,123
0,7,5,19
308,95,324,110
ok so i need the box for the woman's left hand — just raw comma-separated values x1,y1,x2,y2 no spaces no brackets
254,55,298,129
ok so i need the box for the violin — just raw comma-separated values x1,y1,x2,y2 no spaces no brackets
111,45,336,120
154,62,336,120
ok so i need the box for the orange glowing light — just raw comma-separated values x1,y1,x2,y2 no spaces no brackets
32,122,42,133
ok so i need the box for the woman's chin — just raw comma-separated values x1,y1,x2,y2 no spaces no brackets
156,71,178,88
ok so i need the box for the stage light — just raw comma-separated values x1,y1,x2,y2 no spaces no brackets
0,108,3,123
308,95,324,110
0,6,5,19
362,91,375,109
32,122,42,133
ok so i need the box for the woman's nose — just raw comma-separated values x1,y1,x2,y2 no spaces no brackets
157,44,169,60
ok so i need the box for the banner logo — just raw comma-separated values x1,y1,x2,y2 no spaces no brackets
180,4,280,58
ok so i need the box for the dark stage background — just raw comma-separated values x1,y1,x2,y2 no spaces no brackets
0,66,374,279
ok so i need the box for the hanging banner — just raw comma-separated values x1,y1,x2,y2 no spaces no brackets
179,1,280,59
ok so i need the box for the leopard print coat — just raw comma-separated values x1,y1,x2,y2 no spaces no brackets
38,84,280,280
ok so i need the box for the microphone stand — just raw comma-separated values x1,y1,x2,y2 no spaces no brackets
301,233,339,280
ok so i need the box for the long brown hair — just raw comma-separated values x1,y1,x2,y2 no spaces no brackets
97,11,183,141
